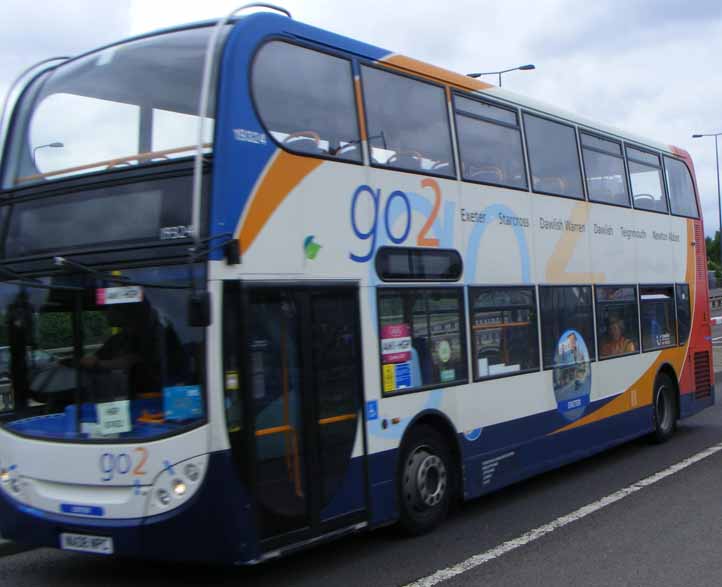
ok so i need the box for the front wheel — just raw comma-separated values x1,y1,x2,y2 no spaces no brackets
650,373,677,444
397,425,453,536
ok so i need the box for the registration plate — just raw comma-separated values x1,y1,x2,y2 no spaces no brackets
60,532,114,555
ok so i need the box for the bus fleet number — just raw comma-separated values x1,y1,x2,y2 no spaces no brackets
350,177,442,263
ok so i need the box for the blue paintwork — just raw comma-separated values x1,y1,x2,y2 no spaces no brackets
209,13,390,259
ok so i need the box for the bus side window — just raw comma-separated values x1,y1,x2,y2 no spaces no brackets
639,286,677,350
581,133,630,207
523,114,584,199
627,147,668,213
539,286,595,368
361,66,455,177
454,95,528,190
252,41,362,162
468,286,539,380
378,288,467,394
675,284,691,345
664,157,699,218
595,285,639,359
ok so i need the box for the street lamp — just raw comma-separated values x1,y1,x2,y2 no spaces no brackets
467,64,535,87
692,132,722,273
32,142,64,167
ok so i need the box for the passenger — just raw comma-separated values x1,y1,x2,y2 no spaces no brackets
600,315,636,357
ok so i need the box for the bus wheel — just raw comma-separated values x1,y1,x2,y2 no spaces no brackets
398,425,452,536
650,372,677,444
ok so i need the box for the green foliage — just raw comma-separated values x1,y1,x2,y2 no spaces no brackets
707,231,721,273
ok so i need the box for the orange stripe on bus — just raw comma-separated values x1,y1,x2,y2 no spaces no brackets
381,54,494,92
237,151,323,252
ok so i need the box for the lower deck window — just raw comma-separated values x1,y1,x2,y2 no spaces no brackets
640,286,677,350
596,286,639,359
378,288,467,394
469,286,539,380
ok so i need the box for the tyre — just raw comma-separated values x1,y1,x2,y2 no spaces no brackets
650,372,677,444
397,424,454,536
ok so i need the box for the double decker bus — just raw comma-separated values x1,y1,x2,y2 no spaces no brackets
0,5,712,564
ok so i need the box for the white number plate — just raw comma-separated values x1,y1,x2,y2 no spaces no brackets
60,532,114,555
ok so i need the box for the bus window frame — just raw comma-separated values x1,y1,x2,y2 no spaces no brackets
538,283,597,370
358,62,459,181
675,282,692,347
451,91,530,193
624,143,671,216
662,156,701,220
521,110,586,202
249,37,365,168
467,284,541,382
376,285,468,398
579,130,631,209
638,282,678,352
593,283,641,362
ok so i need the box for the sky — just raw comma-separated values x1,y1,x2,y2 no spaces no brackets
2,0,722,234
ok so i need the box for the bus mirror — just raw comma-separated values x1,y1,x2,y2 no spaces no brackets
224,239,240,265
188,291,211,327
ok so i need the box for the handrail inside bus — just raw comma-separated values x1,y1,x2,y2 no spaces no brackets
15,143,212,185
191,3,292,248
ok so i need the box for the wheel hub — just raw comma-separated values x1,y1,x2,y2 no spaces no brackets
403,448,448,510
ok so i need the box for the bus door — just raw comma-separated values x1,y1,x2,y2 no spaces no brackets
242,285,367,549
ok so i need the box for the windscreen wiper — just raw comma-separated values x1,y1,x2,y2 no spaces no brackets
54,256,189,290
0,265,82,291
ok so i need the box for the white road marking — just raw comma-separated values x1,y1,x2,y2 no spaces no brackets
404,441,722,587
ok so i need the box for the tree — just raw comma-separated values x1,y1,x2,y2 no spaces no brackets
707,231,721,273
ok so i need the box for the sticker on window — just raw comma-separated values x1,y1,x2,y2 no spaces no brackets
552,329,592,422
381,324,411,363
96,286,143,305
97,400,132,436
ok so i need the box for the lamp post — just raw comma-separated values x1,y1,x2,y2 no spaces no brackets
32,141,64,166
692,132,722,275
467,64,535,87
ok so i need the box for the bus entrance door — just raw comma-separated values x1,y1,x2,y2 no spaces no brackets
244,285,366,551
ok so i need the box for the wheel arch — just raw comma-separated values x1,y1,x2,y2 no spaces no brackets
656,362,680,418
397,409,464,500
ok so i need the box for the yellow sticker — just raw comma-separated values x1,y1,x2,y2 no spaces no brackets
382,364,396,393
225,370,239,391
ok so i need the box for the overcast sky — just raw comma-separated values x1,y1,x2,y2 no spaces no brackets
2,0,722,234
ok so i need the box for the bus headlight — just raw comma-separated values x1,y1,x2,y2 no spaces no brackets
0,469,8,483
146,454,207,516
172,479,187,497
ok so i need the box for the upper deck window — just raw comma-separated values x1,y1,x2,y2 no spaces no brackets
523,114,584,199
664,157,699,218
252,42,361,162
580,133,629,207
454,95,527,189
361,66,455,177
5,27,218,188
626,147,668,213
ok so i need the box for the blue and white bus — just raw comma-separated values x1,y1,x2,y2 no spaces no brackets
0,5,712,564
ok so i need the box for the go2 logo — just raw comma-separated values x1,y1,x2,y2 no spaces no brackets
349,177,444,263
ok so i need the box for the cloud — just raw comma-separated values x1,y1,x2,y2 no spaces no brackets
0,1,131,111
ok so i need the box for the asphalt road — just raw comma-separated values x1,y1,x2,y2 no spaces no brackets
1,389,722,586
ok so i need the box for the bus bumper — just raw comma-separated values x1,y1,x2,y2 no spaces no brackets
0,451,257,564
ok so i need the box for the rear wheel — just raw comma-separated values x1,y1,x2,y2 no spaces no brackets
650,373,677,443
397,425,453,536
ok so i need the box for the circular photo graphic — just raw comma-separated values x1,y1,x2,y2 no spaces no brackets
552,329,592,422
